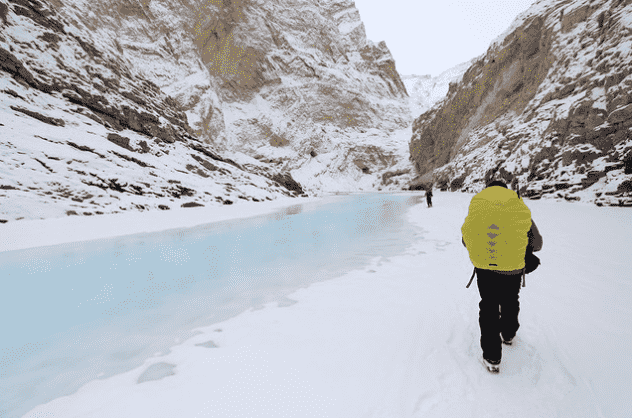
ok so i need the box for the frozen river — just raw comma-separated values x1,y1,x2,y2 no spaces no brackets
0,193,426,418
4,191,631,418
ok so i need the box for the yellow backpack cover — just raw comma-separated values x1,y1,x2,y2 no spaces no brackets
461,186,532,271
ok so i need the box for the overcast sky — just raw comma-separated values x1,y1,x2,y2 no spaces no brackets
353,0,537,77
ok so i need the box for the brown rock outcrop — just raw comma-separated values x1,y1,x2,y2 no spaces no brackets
58,0,409,163
410,15,553,177
409,0,632,207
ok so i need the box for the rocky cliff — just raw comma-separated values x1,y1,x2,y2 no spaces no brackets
203,0,413,192
0,0,411,222
409,0,632,206
49,0,411,193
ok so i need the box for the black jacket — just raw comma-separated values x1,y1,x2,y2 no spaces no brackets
527,220,543,252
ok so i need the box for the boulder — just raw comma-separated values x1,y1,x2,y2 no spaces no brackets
138,140,150,153
0,3,7,23
107,133,134,151
271,173,304,194
449,175,466,191
624,152,632,174
581,171,606,188
0,47,41,89
586,125,617,150
608,103,632,124
10,105,65,126
617,180,632,194
181,202,204,208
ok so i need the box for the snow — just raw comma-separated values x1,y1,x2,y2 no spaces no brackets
289,126,415,194
0,72,309,222
16,191,632,418
489,0,559,49
338,19,362,35
0,195,318,253
401,57,479,118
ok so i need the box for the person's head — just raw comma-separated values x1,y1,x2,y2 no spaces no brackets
485,180,508,189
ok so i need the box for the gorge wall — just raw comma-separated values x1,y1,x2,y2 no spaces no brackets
409,0,632,206
0,0,414,221
50,0,412,192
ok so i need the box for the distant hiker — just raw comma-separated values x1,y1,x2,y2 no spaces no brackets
426,187,433,208
461,180,543,373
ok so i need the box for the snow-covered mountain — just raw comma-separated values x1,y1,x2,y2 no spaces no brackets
409,0,632,207
0,0,414,222
401,58,478,118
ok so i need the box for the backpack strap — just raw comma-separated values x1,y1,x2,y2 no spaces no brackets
466,267,476,288
466,267,525,288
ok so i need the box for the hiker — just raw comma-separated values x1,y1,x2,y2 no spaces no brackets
426,187,433,208
461,180,543,373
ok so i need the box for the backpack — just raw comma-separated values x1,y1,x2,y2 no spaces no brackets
525,249,541,274
462,186,532,272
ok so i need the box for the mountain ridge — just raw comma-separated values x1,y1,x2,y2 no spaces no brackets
408,0,632,207
401,57,479,118
0,0,414,222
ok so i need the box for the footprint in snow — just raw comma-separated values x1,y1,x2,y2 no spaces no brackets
137,362,177,384
195,340,218,348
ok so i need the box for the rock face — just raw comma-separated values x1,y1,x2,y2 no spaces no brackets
204,0,411,140
409,0,632,206
0,0,414,221
0,0,326,222
195,0,413,191
34,0,411,194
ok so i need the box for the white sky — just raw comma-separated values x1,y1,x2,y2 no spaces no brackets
354,0,537,76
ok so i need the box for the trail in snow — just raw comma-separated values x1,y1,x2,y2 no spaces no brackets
20,192,632,418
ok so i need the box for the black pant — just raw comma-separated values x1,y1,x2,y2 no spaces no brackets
426,196,432,207
476,268,522,362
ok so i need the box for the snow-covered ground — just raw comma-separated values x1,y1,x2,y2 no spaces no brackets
13,191,632,418
288,126,417,194
0,74,311,223
0,194,319,253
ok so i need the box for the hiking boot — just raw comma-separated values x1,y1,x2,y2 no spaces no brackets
501,335,514,345
482,357,500,373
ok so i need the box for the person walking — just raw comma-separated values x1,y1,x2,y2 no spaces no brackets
425,187,433,208
461,180,543,373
